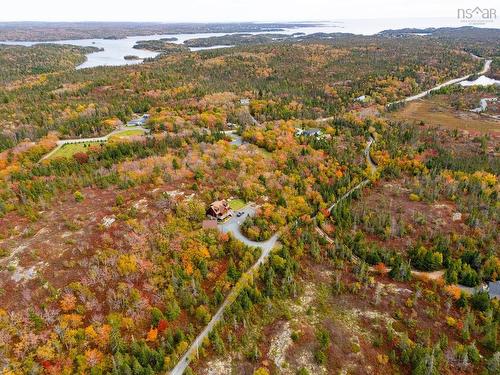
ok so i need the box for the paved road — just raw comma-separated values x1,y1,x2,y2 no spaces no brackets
218,205,278,250
169,204,279,375
389,58,492,106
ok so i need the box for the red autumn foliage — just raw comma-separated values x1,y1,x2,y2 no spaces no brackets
73,152,89,164
158,319,168,333
40,360,52,370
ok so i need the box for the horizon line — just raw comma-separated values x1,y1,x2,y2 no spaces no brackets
0,16,485,24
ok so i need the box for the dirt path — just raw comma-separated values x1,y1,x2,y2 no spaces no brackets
327,137,375,212
389,58,492,106
171,136,375,374
169,60,487,371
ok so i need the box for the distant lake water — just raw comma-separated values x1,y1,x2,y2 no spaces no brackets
1,17,498,69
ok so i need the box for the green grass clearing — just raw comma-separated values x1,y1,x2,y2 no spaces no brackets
49,142,105,159
110,128,146,139
229,199,246,210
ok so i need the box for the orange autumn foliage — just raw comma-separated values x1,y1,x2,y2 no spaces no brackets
60,314,83,328
219,232,230,242
374,262,388,275
84,349,103,367
146,328,158,342
95,324,112,348
59,294,77,312
320,208,331,218
185,262,194,275
444,285,462,300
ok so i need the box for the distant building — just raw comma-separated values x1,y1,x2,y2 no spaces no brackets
207,200,233,221
488,281,500,299
127,114,150,127
355,95,367,102
240,98,250,106
295,128,322,137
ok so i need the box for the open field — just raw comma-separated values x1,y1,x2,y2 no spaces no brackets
229,198,246,211
388,98,500,135
109,128,146,139
46,128,145,159
48,141,105,158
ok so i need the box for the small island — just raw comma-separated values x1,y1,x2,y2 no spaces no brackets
133,39,189,55
183,33,291,48
158,37,178,42
123,55,141,61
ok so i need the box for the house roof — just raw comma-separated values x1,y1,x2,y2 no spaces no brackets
210,200,230,215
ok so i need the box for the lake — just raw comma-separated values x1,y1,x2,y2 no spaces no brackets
1,17,496,69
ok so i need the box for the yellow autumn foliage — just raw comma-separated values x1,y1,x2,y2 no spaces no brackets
117,254,138,275
36,342,55,361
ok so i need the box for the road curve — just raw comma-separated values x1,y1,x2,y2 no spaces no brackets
170,59,490,373
171,138,375,374
169,205,279,375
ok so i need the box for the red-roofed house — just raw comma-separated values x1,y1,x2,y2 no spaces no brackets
207,200,233,221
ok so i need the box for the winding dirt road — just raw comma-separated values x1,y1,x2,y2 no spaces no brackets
168,58,492,373
389,58,492,106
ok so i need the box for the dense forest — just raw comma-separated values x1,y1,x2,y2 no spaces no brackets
133,40,189,54
0,22,313,41
0,26,498,375
0,44,99,83
0,34,486,152
183,33,291,48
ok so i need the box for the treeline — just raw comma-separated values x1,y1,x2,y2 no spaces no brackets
0,44,99,83
0,34,484,150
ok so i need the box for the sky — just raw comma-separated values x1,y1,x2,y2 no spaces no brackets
0,0,499,22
